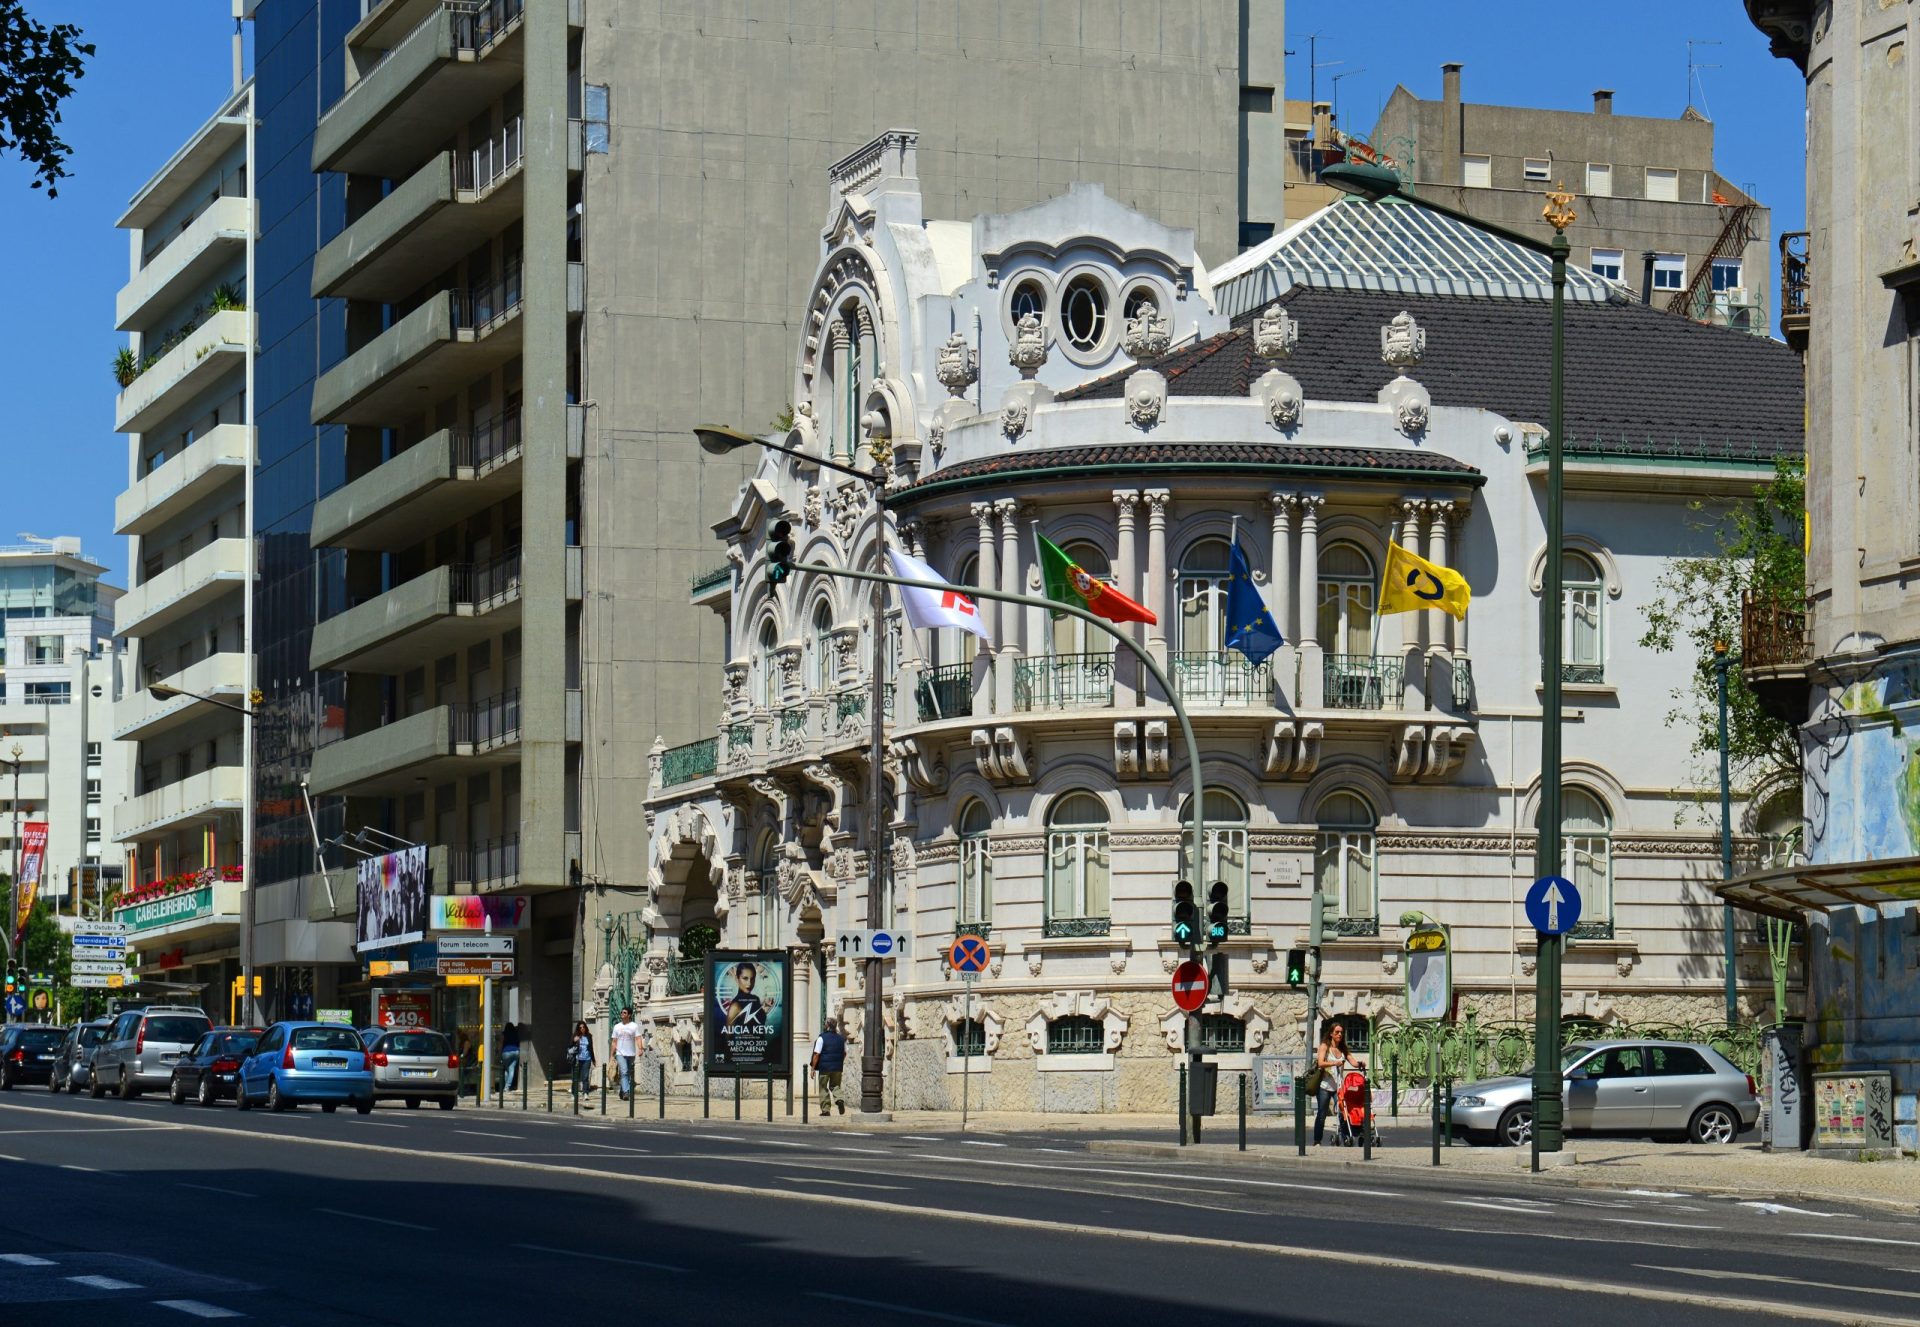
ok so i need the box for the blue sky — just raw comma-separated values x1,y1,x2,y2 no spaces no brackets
0,3,1805,586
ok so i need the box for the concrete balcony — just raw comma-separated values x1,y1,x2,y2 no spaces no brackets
309,555,521,674
115,538,247,640
312,129,523,301
307,692,521,796
310,286,523,427
115,878,243,946
117,196,252,332
113,765,246,842
310,417,521,552
112,652,248,743
115,424,250,537
115,310,251,435
313,0,525,178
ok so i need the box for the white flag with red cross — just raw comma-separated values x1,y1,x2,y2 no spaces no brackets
887,548,991,643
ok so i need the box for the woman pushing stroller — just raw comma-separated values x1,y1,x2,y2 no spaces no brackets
1311,1021,1364,1145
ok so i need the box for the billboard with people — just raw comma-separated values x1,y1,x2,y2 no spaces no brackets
702,950,791,1076
355,845,428,952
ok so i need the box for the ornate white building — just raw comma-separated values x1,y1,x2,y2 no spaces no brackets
630,131,1805,1110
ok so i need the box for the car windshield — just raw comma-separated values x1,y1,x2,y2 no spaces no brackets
80,1026,111,1046
145,1018,211,1043
381,1032,450,1056
19,1030,63,1050
291,1027,363,1052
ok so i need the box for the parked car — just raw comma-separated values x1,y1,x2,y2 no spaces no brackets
90,1006,214,1100
1448,1040,1760,1146
51,1019,114,1094
167,1028,262,1106
236,1022,374,1114
364,1028,459,1110
0,1026,67,1089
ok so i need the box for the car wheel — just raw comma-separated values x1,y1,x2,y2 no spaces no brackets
438,1096,455,1111
168,1076,185,1106
355,1098,373,1116
1496,1104,1533,1148
198,1075,216,1108
1689,1103,1739,1145
236,1083,253,1111
404,1097,421,1110
268,1079,288,1113
321,1102,338,1114
119,1070,137,1101
87,1071,104,1100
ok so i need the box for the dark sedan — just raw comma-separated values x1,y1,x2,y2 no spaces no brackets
0,1026,67,1088
168,1028,262,1106
51,1019,113,1094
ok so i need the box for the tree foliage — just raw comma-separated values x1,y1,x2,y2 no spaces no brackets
0,2,94,197
1639,459,1805,813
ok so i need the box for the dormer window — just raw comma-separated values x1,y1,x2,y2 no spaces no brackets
1060,274,1108,353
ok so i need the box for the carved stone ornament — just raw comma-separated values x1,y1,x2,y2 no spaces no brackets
936,332,979,397
1124,368,1165,430
1122,306,1172,362
1521,957,1538,977
1009,312,1048,377
803,485,823,528
1379,375,1433,440
1381,310,1427,370
1396,396,1430,436
1253,303,1299,361
1000,399,1030,439
927,422,945,460
1254,367,1304,432
1380,951,1400,976
1249,952,1270,974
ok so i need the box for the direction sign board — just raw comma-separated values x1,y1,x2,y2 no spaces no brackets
1171,959,1209,1012
436,956,515,978
71,974,127,989
72,922,129,936
70,945,125,960
70,961,128,977
436,935,514,957
835,929,912,961
947,934,992,974
1524,875,1581,936
71,934,126,949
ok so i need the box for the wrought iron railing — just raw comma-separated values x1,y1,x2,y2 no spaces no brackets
1015,652,1115,710
723,721,755,767
953,921,992,940
452,550,521,607
1326,914,1381,938
1570,917,1615,940
1170,651,1271,706
832,689,866,736
915,664,974,721
666,956,703,997
688,565,730,595
777,706,809,752
1195,1014,1246,1054
1779,231,1810,331
1741,589,1810,671
1323,655,1402,711
1044,1017,1105,1055
953,1020,988,1057
450,0,524,50
1451,658,1474,710
452,115,523,192
1561,663,1606,685
1042,916,1111,939
660,736,718,786
452,688,521,746
1370,1016,1771,1090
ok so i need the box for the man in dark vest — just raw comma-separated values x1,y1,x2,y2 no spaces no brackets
810,1017,847,1117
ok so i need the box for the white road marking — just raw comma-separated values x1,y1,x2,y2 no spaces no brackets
354,1121,405,1129
1740,1201,1846,1219
154,1301,245,1319
1604,1219,1719,1230
1440,1227,1675,1250
572,1141,652,1153
1037,1148,1077,1155
453,1130,523,1140
514,1242,685,1273
781,1175,909,1192
0,1254,54,1266
692,1133,744,1142
176,1183,255,1198
0,1155,21,1162
924,1154,1404,1198
0,1126,167,1134
830,1146,889,1155
807,1291,1013,1327
1619,1189,1687,1198
1640,1265,1920,1303
59,1164,105,1174
1788,1232,1920,1248
901,1135,943,1141
959,1139,1007,1147
1448,1200,1557,1215
749,1139,808,1148
67,1275,143,1290
315,1208,433,1231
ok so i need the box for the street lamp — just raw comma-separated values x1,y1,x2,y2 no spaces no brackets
1714,640,1736,1024
1321,160,1576,1166
147,677,259,717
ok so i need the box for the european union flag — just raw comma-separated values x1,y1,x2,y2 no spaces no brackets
1225,538,1284,665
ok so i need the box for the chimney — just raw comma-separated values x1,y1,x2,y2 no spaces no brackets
1441,63,1463,186
1593,89,1614,116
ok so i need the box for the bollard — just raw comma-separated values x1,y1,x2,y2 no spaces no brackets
703,1072,710,1119
1177,1060,1188,1146
547,1076,553,1114
630,1069,637,1119
601,1076,608,1116
1238,1074,1247,1152
1363,1081,1374,1161
1391,1055,1399,1119
522,1062,528,1113
766,1068,774,1122
1294,1075,1307,1156
786,1072,794,1117
1444,1076,1454,1148
802,1073,809,1123
573,1072,580,1116
734,1074,741,1121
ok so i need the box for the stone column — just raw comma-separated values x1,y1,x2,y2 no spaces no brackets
1449,501,1470,656
1427,499,1452,657
1398,499,1427,659
995,500,1024,713
826,321,852,461
1143,490,1172,686
1113,490,1141,705
1295,496,1322,648
1269,492,1295,642
970,502,998,652
789,943,816,1100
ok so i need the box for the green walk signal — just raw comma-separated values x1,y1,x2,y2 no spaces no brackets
767,519,796,585
1170,880,1197,948
1206,880,1230,947
1286,947,1308,987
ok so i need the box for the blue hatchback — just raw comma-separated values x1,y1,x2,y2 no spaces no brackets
237,1022,375,1114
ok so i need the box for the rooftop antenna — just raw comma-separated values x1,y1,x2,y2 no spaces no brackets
1304,34,1343,117
1330,68,1365,128
1686,38,1720,118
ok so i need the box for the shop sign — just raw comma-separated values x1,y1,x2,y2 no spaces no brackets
431,895,529,932
377,992,433,1029
118,885,216,933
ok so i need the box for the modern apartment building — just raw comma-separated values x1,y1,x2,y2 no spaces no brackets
110,76,256,1005
1370,64,1773,332
0,542,128,915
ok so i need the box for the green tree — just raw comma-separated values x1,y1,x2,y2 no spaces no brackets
0,2,94,197
1639,458,1805,810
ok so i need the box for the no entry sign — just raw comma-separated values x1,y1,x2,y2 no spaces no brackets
1171,960,1209,1012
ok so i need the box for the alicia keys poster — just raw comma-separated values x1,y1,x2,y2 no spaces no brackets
702,950,792,1075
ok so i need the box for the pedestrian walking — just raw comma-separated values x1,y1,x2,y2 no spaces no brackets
611,1007,641,1100
569,1020,595,1105
810,1017,847,1117
499,1021,521,1094
1311,1022,1360,1145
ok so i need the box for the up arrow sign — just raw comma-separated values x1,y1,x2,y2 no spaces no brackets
1525,875,1581,937
1543,882,1564,932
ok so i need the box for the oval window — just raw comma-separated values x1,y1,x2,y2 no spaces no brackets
1010,280,1046,324
1061,276,1108,352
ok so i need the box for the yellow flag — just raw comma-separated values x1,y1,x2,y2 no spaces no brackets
1378,542,1471,621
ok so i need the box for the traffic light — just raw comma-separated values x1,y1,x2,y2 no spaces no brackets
1286,948,1307,987
767,519,796,584
1170,880,1197,948
1208,950,1230,1000
1206,880,1230,948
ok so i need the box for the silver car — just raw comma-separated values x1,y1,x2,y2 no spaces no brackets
1449,1040,1760,1146
51,1019,113,1094
90,1006,213,1099
364,1028,459,1109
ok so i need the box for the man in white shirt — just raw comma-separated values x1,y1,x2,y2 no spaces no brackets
611,1007,642,1100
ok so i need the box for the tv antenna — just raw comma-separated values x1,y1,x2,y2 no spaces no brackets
1687,38,1721,118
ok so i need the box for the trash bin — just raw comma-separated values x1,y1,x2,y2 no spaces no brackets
1188,1060,1219,1117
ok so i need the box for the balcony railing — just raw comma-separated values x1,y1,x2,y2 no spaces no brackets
777,706,810,752
689,565,730,596
450,833,520,886
451,688,520,747
1015,652,1115,711
1170,651,1271,706
831,685,895,736
723,721,756,768
1742,589,1810,671
1326,914,1381,938
1451,658,1474,710
453,408,522,472
452,116,522,193
1779,231,1810,333
449,0,522,49
451,551,521,607
1323,655,1402,711
1561,663,1606,686
451,266,523,331
915,664,974,721
660,737,718,786
666,956,703,997
1042,916,1112,939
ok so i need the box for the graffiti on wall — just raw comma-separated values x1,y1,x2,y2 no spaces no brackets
1801,652,1920,864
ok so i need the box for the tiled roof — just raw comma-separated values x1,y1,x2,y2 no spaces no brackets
902,442,1481,495
1058,286,1805,461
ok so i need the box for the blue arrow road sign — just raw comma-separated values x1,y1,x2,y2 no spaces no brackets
1525,875,1582,936
870,931,895,958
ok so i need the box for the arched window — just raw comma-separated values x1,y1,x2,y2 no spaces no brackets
751,832,781,948
1181,789,1249,927
1045,793,1110,934
1123,285,1160,324
1315,791,1377,925
1756,789,1804,868
1176,538,1232,654
1561,551,1605,683
754,618,780,710
1050,542,1114,658
806,600,834,693
1318,542,1376,657
957,800,993,932
1540,787,1612,923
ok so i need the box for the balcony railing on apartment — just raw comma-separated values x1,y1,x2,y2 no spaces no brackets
452,409,522,473
1014,653,1114,711
451,266,524,332
1323,655,1403,711
1561,663,1605,686
449,0,523,49
660,737,718,786
451,551,521,607
1042,915,1112,940
830,685,895,736
666,955,704,997
1742,589,1810,672
449,833,520,887
1779,231,1810,342
452,116,523,193
1170,651,1271,706
1451,658,1475,710
776,706,809,753
914,664,974,721
450,688,521,746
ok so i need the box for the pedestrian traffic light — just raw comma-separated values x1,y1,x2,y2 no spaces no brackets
1208,950,1230,1000
767,519,796,584
1206,880,1230,948
1170,880,1197,947
1286,948,1307,987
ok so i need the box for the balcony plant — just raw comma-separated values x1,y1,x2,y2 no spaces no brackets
209,283,244,313
112,346,138,388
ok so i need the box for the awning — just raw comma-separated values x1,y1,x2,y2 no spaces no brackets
1715,855,1920,923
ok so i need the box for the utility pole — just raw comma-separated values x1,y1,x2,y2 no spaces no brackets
3,743,22,967
1716,641,1737,1023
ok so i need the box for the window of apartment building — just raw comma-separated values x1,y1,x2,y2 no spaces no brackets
28,634,62,664
86,778,100,804
1523,157,1551,182
86,742,100,767
1590,248,1625,282
145,447,168,476
1285,129,1314,179
1461,154,1492,189
23,682,68,704
1585,162,1612,197
1239,86,1274,113
1652,253,1686,291
1711,258,1743,292
86,817,100,842
1238,222,1275,251
1644,167,1679,202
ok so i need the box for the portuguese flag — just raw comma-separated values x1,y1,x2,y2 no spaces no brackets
1037,533,1157,625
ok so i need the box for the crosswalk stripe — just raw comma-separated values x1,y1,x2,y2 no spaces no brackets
67,1275,143,1290
155,1301,244,1319
0,1255,54,1266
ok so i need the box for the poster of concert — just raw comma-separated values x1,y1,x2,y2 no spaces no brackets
702,949,791,1076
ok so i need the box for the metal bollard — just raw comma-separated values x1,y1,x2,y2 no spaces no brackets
734,1074,741,1121
786,1072,794,1117
573,1072,580,1116
1431,1071,1441,1166
601,1076,608,1116
1363,1082,1374,1162
703,1072,710,1119
1177,1060,1188,1146
522,1063,528,1112
630,1068,636,1119
1391,1056,1399,1119
1238,1073,1248,1152
658,1062,666,1119
1444,1076,1454,1148
766,1069,774,1122
547,1076,553,1113
1294,1076,1307,1156
802,1073,809,1123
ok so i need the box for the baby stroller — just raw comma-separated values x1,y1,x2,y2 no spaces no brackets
1333,1069,1380,1147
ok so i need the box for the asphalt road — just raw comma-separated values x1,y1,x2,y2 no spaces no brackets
0,1088,1915,1326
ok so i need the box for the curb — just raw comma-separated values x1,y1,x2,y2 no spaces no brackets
1087,1140,1920,1215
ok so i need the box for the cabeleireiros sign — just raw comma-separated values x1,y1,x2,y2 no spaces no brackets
118,885,215,932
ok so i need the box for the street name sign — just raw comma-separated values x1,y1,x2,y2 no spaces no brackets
436,956,515,978
70,961,128,977
1171,960,1209,1012
70,946,125,961
71,934,126,948
1524,875,1581,936
436,935,514,957
835,929,912,961
947,934,992,974
71,922,128,936
72,974,127,989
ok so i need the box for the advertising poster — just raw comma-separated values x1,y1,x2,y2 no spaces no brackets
355,845,429,952
377,991,434,1029
430,894,529,931
13,821,46,946
702,949,791,1077
1252,1054,1307,1113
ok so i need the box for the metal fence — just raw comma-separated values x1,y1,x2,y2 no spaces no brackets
1367,1016,1770,1089
1324,654,1403,710
1014,652,1115,710
660,736,718,786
